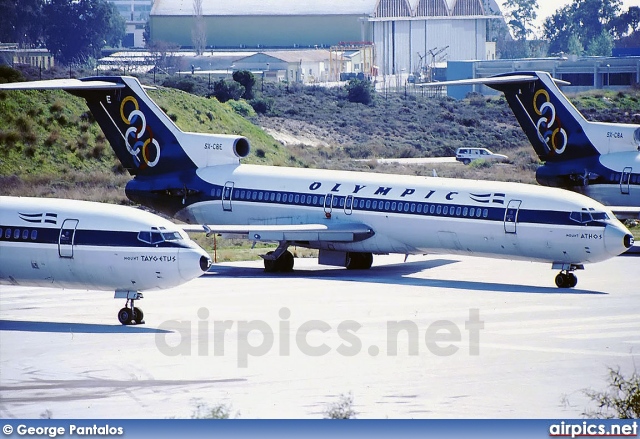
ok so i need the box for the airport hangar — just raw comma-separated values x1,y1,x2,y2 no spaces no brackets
149,0,504,77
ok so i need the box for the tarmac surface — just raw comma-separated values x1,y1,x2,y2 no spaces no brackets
1,254,638,419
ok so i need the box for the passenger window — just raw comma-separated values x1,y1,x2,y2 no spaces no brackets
372,200,378,209
443,206,448,215
483,209,488,218
294,194,299,204
366,199,371,209
410,203,416,213
384,201,390,211
22,229,29,240
404,203,410,212
436,205,442,215
0,228,3,238
5,228,10,239
430,205,435,214
258,192,264,201
456,207,462,216
463,207,468,216
470,207,475,217
288,194,294,203
391,202,397,211
14,229,20,239
276,193,282,202
31,230,37,240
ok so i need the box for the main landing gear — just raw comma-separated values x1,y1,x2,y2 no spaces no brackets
552,263,583,288
346,252,374,270
114,291,145,325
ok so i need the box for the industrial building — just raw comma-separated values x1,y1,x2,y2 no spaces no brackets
149,0,503,76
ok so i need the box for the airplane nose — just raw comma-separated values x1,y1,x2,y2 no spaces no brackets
178,246,212,281
604,223,634,256
200,255,212,272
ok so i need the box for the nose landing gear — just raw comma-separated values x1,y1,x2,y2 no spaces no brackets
552,263,583,288
115,291,145,325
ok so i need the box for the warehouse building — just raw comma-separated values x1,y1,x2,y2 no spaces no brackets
149,0,503,76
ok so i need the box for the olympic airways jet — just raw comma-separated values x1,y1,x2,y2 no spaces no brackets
0,77,634,288
0,196,211,324
420,71,640,218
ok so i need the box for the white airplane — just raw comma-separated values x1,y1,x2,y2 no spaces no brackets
0,196,211,324
0,77,634,288
421,71,640,218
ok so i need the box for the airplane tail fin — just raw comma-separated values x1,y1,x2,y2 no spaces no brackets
0,77,250,176
483,71,600,163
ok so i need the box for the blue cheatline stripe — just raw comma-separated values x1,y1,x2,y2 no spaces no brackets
206,184,608,228
0,226,188,249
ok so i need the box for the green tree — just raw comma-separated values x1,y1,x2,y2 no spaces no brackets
232,70,256,100
504,0,538,40
586,30,614,56
0,0,43,46
544,0,621,54
567,33,584,56
43,0,125,65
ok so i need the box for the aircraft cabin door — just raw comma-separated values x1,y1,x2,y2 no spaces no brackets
344,195,354,215
324,194,333,216
504,200,521,234
58,219,79,258
621,167,632,195
222,181,234,211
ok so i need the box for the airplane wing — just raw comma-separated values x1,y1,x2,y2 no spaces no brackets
416,74,570,87
180,222,375,242
0,78,125,90
610,207,640,220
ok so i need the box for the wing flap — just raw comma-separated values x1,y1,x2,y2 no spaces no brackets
180,223,374,242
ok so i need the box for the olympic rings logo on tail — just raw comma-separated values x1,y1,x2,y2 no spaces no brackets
533,89,568,155
120,96,160,169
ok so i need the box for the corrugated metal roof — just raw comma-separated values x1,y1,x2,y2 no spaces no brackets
152,0,378,16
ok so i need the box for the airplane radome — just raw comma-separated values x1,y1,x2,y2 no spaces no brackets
0,77,634,289
0,196,211,324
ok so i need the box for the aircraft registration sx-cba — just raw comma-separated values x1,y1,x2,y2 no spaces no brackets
0,76,634,324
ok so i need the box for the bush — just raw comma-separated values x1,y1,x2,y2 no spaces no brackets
583,367,640,419
324,393,356,419
346,79,374,105
250,97,273,114
226,99,255,117
0,65,25,84
209,79,244,103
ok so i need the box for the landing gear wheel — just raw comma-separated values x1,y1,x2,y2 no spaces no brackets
118,307,133,325
264,251,277,273
263,250,294,273
555,272,578,288
133,307,145,324
279,250,294,272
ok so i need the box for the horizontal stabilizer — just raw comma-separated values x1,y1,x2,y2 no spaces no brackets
0,78,125,90
417,75,570,87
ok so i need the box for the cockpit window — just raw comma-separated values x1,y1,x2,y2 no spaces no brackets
591,212,609,221
570,210,609,224
570,211,593,224
137,231,165,245
162,232,182,241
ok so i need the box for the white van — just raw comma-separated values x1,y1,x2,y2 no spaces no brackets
455,148,508,165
